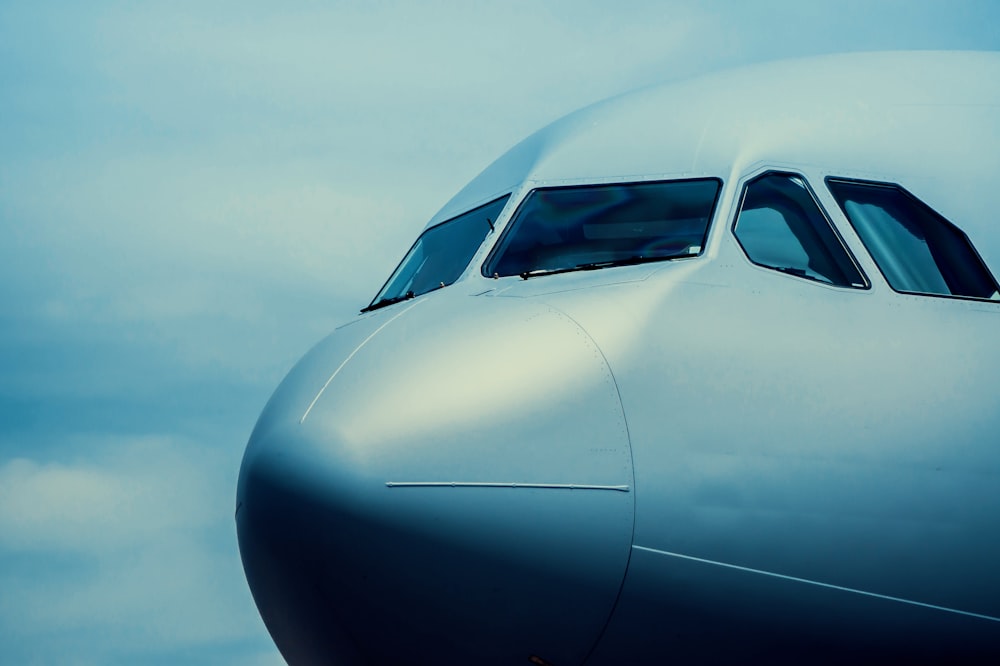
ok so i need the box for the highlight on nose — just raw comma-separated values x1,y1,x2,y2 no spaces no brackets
236,295,635,665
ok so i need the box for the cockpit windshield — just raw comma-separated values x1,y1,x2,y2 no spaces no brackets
484,179,722,278
364,195,510,312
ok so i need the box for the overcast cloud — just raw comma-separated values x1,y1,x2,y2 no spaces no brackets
2,1,999,663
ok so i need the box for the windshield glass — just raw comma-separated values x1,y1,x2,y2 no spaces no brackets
484,179,722,278
366,195,510,311
826,179,999,299
733,173,868,288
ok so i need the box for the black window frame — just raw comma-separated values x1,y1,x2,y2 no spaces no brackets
732,171,869,290
825,177,1000,302
364,194,511,312
482,177,724,279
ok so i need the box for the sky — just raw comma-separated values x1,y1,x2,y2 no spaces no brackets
1,1,998,664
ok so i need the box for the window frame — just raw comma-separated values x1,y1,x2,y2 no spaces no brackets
364,194,511,312
481,176,724,279
825,176,1000,302
731,171,870,290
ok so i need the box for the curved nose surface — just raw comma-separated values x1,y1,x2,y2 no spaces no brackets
237,296,634,665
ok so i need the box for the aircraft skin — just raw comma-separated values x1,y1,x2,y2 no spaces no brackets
236,52,1000,664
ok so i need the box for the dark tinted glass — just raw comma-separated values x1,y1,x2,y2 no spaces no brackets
485,179,721,278
827,179,999,299
370,196,510,307
734,173,867,288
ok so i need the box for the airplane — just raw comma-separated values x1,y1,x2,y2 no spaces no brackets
235,51,1000,664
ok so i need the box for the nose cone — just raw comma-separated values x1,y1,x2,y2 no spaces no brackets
237,295,635,665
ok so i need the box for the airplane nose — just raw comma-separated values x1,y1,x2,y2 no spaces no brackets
236,295,635,665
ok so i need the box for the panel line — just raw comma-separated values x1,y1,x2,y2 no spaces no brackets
385,481,630,492
300,301,422,423
632,545,1000,624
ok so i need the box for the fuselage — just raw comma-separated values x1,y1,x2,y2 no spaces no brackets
237,52,1000,664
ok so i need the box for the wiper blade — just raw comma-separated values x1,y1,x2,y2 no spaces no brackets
520,252,697,280
360,290,414,313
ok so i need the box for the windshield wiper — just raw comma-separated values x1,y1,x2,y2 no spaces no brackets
361,290,415,313
520,252,697,280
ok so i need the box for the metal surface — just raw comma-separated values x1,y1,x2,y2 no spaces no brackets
237,52,1000,664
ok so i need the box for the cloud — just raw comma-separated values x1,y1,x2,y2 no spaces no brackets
0,437,213,552
0,435,277,664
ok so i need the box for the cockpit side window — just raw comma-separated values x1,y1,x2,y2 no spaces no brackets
484,178,722,279
826,179,999,300
364,195,510,312
733,173,868,288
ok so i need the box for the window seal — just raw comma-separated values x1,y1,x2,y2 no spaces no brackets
364,194,511,313
731,171,870,290
825,177,1000,303
481,177,724,279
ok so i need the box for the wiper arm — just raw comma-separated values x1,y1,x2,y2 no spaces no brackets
360,290,415,313
520,252,697,280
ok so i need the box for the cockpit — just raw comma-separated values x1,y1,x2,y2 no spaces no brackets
364,171,999,313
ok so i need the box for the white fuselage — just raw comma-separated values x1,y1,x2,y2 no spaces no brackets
237,52,1000,664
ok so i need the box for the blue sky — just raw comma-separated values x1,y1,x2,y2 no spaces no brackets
1,1,998,663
